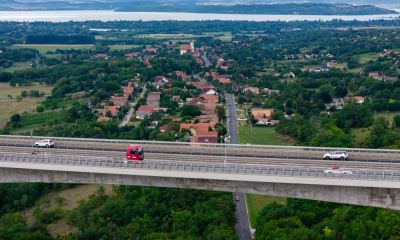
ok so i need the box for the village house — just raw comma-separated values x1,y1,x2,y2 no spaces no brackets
154,76,171,89
96,106,120,122
174,71,189,80
383,76,399,82
326,98,345,110
198,115,219,127
243,86,260,95
180,123,218,143
369,72,383,81
136,106,155,120
345,96,365,104
180,41,194,55
263,88,280,96
250,108,279,126
191,82,215,92
218,76,231,84
314,65,330,72
147,92,161,107
288,72,296,79
122,84,134,98
172,95,184,107
110,96,128,107
144,47,158,53
95,53,108,59
125,52,140,59
204,89,217,95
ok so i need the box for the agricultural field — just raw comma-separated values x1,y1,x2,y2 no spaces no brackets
0,83,53,128
108,45,140,50
374,111,400,126
357,52,380,64
239,126,292,145
1,61,33,72
11,44,95,54
138,32,232,42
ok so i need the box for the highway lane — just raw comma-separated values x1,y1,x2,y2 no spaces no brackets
2,152,400,182
2,138,400,164
1,146,400,171
1,135,400,164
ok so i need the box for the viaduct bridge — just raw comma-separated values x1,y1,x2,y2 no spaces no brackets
0,135,399,210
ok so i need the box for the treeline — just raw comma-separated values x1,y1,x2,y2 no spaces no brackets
255,199,400,240
0,186,237,240
25,34,95,44
0,183,70,215
1,20,400,40
67,186,237,239
0,48,37,68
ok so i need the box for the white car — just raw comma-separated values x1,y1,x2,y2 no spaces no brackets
323,151,348,160
34,139,54,148
324,166,352,175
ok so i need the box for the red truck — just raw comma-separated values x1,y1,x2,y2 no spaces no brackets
126,144,144,161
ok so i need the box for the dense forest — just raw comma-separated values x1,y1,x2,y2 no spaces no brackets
255,199,400,240
0,185,237,240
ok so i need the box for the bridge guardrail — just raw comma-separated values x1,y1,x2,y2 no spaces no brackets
1,134,400,154
1,153,399,182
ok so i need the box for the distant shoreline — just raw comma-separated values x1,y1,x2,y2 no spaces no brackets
0,2,398,16
0,10,399,23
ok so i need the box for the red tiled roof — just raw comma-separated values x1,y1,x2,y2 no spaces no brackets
110,96,128,107
122,86,134,97
180,45,192,51
251,108,274,121
191,82,214,91
138,106,154,113
218,77,231,84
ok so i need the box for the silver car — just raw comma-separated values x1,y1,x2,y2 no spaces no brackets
323,151,348,160
324,166,352,175
34,139,54,148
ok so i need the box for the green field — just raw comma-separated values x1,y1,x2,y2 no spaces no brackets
0,83,53,128
374,111,400,126
138,33,198,39
239,126,290,228
137,32,232,42
203,32,232,42
246,194,287,228
1,61,32,72
239,126,291,145
11,44,95,54
357,52,380,64
108,45,140,50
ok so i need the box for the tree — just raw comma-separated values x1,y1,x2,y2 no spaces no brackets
335,104,373,128
10,114,21,123
21,90,28,98
215,105,226,121
393,115,400,128
367,117,392,148
335,86,348,98
180,105,201,117
0,72,13,82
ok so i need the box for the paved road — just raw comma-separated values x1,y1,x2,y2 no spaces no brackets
119,84,147,127
226,93,253,240
201,51,212,67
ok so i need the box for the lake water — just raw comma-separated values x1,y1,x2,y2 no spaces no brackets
0,10,399,22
